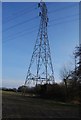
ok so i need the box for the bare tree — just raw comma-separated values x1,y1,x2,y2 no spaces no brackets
60,66,72,99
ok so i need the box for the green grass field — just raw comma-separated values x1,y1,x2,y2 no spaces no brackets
2,91,80,119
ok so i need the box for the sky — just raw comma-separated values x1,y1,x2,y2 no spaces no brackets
0,2,2,88
2,2,79,88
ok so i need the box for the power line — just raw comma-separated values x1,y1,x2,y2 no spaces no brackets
3,12,78,32
3,3,79,34
49,13,79,23
12,3,37,15
3,26,38,44
3,7,37,24
3,3,78,24
3,3,79,43
3,17,79,44
48,17,79,29
3,3,37,21
3,13,79,42
48,3,79,14
3,12,79,35
3,16,38,32
4,24,38,39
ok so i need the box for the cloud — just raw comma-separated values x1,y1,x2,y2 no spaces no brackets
2,79,24,88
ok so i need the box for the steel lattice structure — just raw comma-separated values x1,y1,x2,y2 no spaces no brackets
24,1,55,86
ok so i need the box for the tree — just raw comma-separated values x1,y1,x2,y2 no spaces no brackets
60,66,72,100
60,66,71,86
74,45,81,102
74,45,81,83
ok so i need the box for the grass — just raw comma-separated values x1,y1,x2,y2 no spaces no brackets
2,90,80,119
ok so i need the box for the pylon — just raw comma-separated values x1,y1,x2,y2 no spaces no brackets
24,1,55,86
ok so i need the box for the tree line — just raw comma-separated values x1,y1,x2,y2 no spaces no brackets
2,45,81,103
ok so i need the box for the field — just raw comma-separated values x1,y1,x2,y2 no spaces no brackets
2,91,81,119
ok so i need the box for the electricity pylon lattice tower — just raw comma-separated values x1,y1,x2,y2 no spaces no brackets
25,1,55,86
